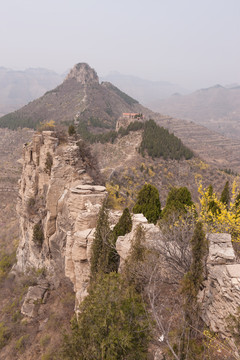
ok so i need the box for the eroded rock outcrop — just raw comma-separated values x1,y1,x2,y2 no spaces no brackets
16,131,107,309
116,213,160,270
66,63,99,85
199,233,240,337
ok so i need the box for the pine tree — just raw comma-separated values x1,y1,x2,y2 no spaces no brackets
162,186,193,219
113,208,132,239
206,184,220,215
180,222,206,358
220,181,230,207
61,273,150,360
90,201,112,278
133,184,161,224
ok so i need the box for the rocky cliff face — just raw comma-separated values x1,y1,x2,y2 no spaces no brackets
199,233,240,338
16,131,107,311
15,132,240,346
65,63,99,85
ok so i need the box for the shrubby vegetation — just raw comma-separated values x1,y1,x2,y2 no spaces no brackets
220,180,230,207
77,119,193,161
198,181,240,239
62,203,149,360
0,322,10,350
112,208,132,240
62,273,150,360
0,251,16,282
161,186,193,219
32,223,44,247
44,152,53,175
77,121,118,144
90,201,113,277
68,124,76,136
133,184,161,224
91,203,133,277
139,119,194,160
0,113,39,130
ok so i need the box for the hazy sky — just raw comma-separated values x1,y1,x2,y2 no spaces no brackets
1,0,240,89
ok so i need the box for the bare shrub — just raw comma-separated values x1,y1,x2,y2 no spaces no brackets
77,140,103,184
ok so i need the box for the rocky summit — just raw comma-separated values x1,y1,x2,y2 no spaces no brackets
65,63,99,84
0,62,147,130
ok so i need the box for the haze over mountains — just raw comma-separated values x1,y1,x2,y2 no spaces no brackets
1,62,240,174
0,67,63,116
100,72,189,106
1,65,240,141
150,84,240,139
0,63,152,130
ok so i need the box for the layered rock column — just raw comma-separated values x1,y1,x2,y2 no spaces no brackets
199,233,240,336
16,131,107,309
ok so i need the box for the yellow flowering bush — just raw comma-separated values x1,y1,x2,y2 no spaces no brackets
198,181,240,241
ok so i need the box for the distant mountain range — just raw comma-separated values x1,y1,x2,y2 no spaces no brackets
0,63,152,130
101,72,189,106
2,67,240,141
0,67,63,116
150,84,240,139
0,67,189,117
2,63,240,173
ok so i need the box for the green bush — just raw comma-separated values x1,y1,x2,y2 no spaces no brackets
133,184,161,224
0,322,10,350
15,334,29,352
162,186,193,219
32,223,44,247
27,197,36,215
220,181,230,207
45,152,53,175
113,208,132,239
68,124,76,136
0,251,16,281
90,201,113,277
61,273,150,360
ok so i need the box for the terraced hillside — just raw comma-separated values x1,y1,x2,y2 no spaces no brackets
151,114,240,173
150,85,240,139
91,130,233,209
0,128,33,252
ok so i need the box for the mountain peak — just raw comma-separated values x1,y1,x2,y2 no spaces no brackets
65,63,99,84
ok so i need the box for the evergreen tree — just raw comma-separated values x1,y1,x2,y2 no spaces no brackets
207,184,213,196
90,201,113,278
206,184,220,215
68,124,76,136
123,224,147,292
106,208,133,273
61,273,150,360
129,224,146,263
220,181,230,207
180,222,206,359
182,222,206,313
133,184,161,224
113,208,132,239
234,191,240,210
162,186,193,219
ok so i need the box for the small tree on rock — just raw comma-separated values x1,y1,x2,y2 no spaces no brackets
90,201,113,278
68,124,76,136
113,208,132,239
